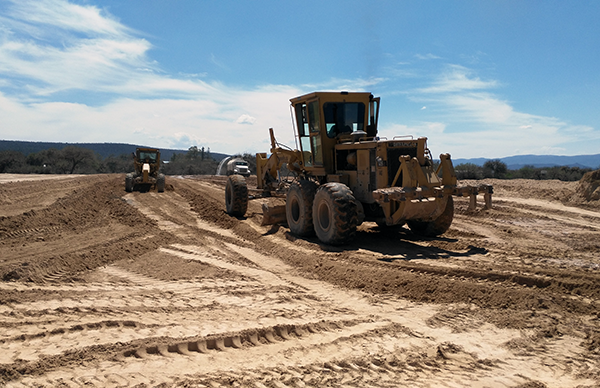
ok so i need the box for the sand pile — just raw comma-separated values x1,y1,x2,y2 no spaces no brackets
575,169,600,201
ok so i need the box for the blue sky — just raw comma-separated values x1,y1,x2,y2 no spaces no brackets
1,0,599,158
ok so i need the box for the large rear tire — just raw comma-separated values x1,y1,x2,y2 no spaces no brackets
407,196,454,237
225,175,248,217
157,174,166,193
312,183,359,245
125,174,133,192
286,180,317,236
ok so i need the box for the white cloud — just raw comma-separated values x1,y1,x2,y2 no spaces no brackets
0,0,305,155
391,65,599,158
539,146,567,154
0,38,154,96
381,122,446,139
416,65,498,94
415,53,441,60
0,4,153,97
0,84,304,155
236,114,256,125
302,77,386,92
3,0,128,36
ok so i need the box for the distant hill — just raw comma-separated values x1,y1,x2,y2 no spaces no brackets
0,140,229,161
3,140,599,169
453,154,600,170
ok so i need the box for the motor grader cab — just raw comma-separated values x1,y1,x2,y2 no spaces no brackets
225,91,492,245
125,147,166,193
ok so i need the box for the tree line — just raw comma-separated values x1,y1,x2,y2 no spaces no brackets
455,159,593,181
0,146,221,176
0,146,593,182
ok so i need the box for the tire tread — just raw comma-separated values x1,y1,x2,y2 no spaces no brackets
313,183,358,245
225,175,248,217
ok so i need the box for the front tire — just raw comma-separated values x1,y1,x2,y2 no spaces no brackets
286,180,317,236
407,196,454,237
225,175,248,217
312,183,359,245
157,174,166,193
125,174,133,192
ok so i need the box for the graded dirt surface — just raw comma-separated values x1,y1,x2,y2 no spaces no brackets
1,174,599,387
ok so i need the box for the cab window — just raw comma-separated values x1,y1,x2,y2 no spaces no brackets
296,103,312,167
308,100,320,133
295,103,309,136
311,136,323,165
300,137,312,167
367,98,379,137
139,152,157,162
323,102,365,138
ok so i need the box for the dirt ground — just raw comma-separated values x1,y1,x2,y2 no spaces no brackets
1,173,599,387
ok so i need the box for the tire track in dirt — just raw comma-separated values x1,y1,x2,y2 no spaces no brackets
0,176,174,284
175,177,600,386
2,175,600,387
497,196,600,219
124,189,242,242
0,174,89,218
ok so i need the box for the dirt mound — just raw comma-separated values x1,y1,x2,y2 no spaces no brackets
0,175,174,282
575,169,600,201
171,177,248,230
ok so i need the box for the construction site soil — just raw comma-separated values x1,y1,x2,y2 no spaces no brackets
1,173,599,387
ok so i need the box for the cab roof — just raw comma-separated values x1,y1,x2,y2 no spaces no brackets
290,91,374,104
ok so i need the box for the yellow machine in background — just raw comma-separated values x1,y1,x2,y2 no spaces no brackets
125,147,166,193
225,91,492,245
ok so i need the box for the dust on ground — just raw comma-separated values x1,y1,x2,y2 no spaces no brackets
1,173,599,387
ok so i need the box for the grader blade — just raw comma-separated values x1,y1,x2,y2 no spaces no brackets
261,203,286,226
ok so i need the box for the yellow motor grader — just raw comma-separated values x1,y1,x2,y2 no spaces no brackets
225,91,492,245
125,147,165,193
